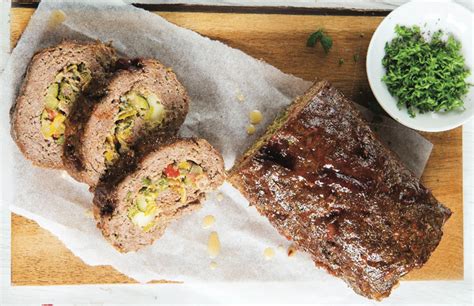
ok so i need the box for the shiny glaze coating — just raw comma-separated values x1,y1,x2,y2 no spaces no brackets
230,81,451,300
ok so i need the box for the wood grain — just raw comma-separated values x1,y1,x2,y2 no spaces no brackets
10,7,463,285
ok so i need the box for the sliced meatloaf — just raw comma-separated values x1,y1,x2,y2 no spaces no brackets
10,40,117,168
63,58,189,187
93,138,225,253
229,80,451,300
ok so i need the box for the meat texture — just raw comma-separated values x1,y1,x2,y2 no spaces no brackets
93,138,225,252
11,40,117,168
63,58,189,187
229,80,451,300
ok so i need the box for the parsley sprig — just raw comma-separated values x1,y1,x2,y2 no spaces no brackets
307,29,333,54
382,25,470,117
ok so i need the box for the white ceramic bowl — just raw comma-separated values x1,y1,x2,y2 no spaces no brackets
366,0,473,132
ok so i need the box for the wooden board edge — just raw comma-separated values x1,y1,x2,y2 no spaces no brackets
11,2,391,16
8,6,464,286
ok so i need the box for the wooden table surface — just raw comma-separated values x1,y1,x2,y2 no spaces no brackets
10,7,463,285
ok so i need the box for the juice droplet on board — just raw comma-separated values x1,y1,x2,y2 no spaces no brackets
264,247,275,260
48,10,66,27
210,261,218,270
246,124,256,135
249,110,263,124
202,215,215,229
236,93,245,102
208,231,220,258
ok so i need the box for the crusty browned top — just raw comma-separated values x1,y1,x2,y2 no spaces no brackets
229,81,451,300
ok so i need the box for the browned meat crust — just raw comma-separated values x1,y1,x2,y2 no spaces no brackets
229,80,451,300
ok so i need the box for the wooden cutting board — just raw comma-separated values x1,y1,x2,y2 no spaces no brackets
10,5,463,285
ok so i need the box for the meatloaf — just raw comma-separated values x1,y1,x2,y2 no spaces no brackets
93,138,225,253
10,40,117,168
229,80,451,300
63,58,189,187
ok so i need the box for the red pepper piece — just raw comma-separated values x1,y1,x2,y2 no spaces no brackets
164,164,180,178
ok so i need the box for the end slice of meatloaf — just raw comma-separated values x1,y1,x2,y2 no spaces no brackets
93,138,225,253
63,58,189,187
10,40,117,169
228,80,451,300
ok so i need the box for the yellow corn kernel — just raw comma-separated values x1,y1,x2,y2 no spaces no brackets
143,221,156,232
179,187,187,203
40,122,54,138
144,204,157,216
51,113,66,135
104,150,115,162
178,160,191,170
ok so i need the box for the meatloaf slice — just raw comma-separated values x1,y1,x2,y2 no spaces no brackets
10,40,117,169
63,58,189,187
229,80,451,300
93,138,225,253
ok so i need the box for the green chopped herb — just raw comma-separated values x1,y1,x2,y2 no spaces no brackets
320,35,333,54
307,29,333,54
338,58,345,66
382,25,471,117
353,54,360,62
307,30,322,47
142,177,152,186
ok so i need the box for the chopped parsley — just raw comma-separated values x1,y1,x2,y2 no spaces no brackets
382,25,471,117
307,29,333,54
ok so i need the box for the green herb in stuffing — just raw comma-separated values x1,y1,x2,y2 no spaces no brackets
382,25,471,117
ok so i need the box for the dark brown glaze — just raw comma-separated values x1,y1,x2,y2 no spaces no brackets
229,81,451,300
63,77,112,173
114,58,145,71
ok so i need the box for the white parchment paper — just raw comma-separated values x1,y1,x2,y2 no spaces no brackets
0,0,433,283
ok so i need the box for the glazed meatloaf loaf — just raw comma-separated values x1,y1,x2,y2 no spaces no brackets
63,58,189,187
11,41,117,168
229,80,451,300
93,138,225,252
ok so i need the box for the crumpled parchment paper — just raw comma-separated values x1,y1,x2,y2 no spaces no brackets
0,0,433,283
